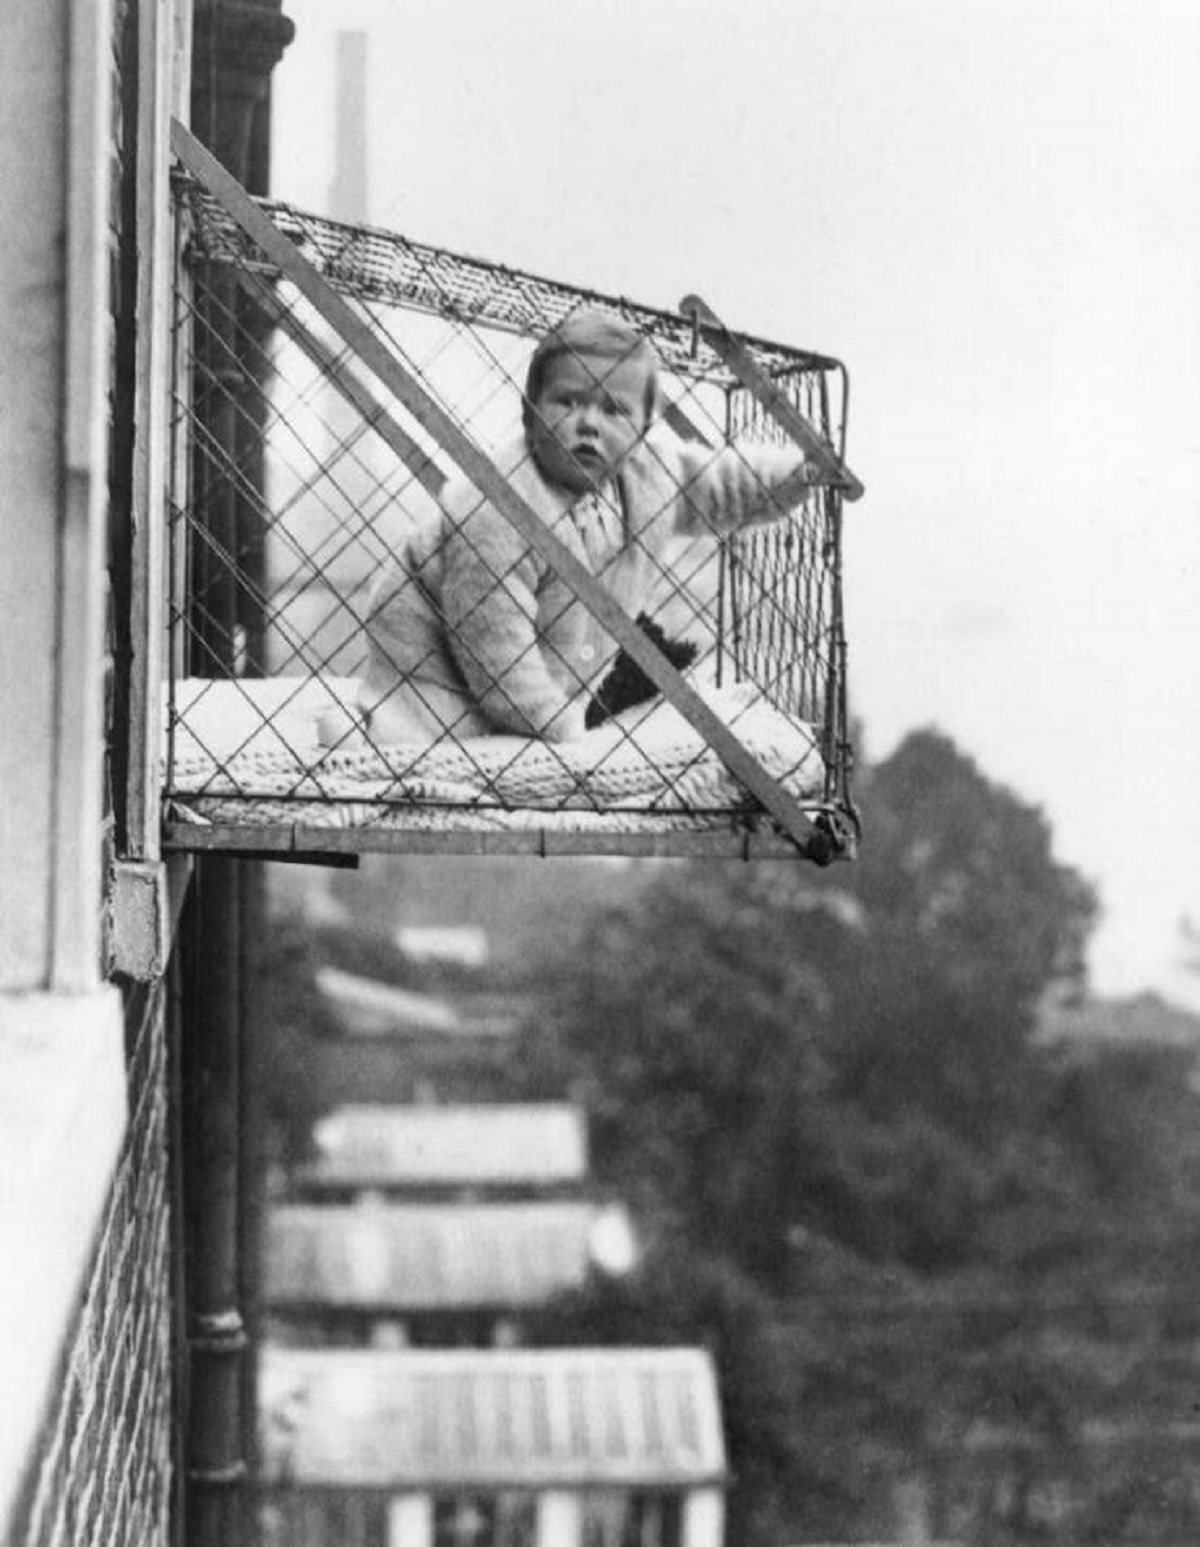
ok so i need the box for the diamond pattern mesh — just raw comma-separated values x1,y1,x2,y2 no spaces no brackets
164,177,855,854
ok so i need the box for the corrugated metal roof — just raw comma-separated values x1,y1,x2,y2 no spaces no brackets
302,1104,589,1191
266,1201,613,1311
395,926,490,968
316,967,463,1038
261,1347,726,1488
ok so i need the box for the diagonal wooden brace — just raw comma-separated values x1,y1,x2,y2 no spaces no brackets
679,293,864,503
172,120,834,859
236,269,449,498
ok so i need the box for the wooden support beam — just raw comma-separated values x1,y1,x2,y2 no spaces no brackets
160,819,840,861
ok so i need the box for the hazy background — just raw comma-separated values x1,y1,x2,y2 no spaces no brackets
271,0,1199,1004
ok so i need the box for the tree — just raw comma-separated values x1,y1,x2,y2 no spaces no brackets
513,726,1200,1543
256,905,343,1165
824,730,1096,1131
522,728,1101,1278
522,862,834,1281
534,1234,887,1545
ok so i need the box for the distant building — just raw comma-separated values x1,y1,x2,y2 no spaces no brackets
396,925,492,970
265,1199,637,1347
314,969,530,1048
260,1346,727,1547
310,967,532,1102
317,967,464,1038
293,1103,590,1202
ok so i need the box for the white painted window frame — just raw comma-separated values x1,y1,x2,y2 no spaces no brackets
0,0,189,1534
111,0,194,979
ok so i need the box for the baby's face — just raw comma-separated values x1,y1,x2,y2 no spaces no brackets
528,351,651,494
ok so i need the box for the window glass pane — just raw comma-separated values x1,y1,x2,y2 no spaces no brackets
582,1493,627,1547
582,1492,683,1547
432,1492,536,1547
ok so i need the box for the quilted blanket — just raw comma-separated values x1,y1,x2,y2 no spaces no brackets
165,677,825,834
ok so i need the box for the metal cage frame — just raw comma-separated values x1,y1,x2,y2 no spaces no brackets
146,122,861,864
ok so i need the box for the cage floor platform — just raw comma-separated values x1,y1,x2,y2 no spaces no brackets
162,676,834,860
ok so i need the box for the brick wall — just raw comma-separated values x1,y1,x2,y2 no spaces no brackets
9,984,175,1547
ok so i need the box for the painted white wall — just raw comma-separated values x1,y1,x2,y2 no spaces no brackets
537,1491,582,1547
0,988,126,1535
0,1,73,986
0,0,113,990
684,1487,725,1547
388,1492,433,1547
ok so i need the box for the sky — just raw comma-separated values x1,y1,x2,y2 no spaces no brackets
271,0,1200,1006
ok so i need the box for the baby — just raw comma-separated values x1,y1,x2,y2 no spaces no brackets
357,310,814,745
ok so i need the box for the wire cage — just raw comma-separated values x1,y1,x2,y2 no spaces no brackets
160,128,859,862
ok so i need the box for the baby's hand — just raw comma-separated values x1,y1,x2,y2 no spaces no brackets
679,445,810,528
542,701,589,744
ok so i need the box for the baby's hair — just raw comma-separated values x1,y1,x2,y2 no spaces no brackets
522,310,660,435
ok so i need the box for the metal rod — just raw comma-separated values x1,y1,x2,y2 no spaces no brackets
237,860,267,1499
679,293,865,502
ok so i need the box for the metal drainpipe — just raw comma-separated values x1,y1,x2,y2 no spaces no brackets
183,7,293,1547
182,856,246,1546
236,71,278,1537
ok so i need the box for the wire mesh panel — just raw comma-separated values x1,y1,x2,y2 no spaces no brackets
163,159,857,860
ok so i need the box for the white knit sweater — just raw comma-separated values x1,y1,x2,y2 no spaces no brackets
360,427,807,744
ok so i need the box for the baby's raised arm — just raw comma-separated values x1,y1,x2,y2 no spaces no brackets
670,440,814,536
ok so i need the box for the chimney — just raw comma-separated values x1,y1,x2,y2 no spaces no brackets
330,30,368,222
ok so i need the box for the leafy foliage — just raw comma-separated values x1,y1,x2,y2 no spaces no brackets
514,728,1200,1543
255,905,343,1163
534,1234,883,1544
